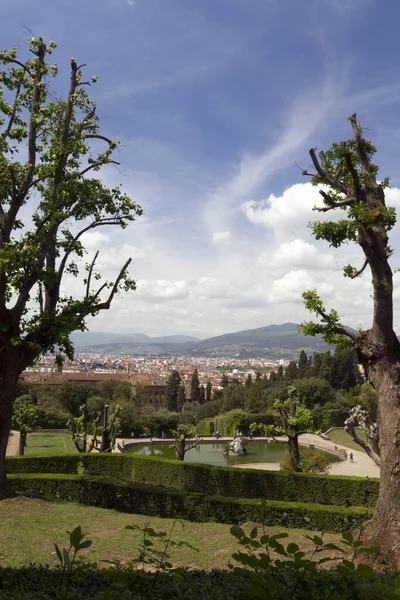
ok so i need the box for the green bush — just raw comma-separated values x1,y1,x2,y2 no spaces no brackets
279,447,340,474
6,455,80,474
196,411,277,437
9,473,372,532
6,452,379,508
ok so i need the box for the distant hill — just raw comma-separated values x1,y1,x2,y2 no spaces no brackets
72,323,332,358
70,331,200,347
150,335,200,344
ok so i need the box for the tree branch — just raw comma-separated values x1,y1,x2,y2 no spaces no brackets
85,250,99,299
349,113,375,182
84,134,114,145
313,304,357,341
309,148,348,195
95,258,132,310
351,258,369,279
6,43,46,234
78,160,119,178
344,405,380,466
316,190,355,212
5,81,22,136
92,282,108,301
0,56,32,75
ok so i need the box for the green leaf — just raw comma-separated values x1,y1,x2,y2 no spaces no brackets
230,525,245,540
62,548,70,569
250,527,258,540
54,544,63,564
69,526,83,550
287,543,299,554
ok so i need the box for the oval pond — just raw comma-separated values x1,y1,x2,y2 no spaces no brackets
124,440,287,467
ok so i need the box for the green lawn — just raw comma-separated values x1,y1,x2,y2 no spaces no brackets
328,429,366,452
25,432,77,456
0,497,345,570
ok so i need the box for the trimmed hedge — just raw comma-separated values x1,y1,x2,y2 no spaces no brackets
6,453,379,508
9,473,373,533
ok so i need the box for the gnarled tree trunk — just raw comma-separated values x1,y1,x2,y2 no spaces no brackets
359,349,400,563
0,358,20,498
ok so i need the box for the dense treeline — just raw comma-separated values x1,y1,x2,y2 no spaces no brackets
183,348,375,434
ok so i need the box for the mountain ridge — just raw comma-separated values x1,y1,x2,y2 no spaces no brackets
72,323,332,359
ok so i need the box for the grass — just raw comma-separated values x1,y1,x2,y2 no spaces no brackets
0,497,344,570
328,429,367,452
25,432,77,456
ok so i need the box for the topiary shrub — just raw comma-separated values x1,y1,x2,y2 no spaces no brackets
9,473,373,532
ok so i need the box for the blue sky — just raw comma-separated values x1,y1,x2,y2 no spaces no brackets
3,0,400,338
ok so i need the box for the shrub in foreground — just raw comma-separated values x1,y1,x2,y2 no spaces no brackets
0,518,400,599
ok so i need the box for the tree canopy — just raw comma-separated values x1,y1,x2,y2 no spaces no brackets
0,37,142,366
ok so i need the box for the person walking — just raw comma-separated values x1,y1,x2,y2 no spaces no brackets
349,452,354,463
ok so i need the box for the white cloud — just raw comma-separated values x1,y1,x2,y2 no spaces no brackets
261,239,335,270
136,279,189,301
212,231,231,244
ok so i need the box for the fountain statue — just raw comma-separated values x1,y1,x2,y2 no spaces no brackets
226,435,247,456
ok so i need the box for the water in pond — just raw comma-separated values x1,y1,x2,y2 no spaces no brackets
124,440,287,467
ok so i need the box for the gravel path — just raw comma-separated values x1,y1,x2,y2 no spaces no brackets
6,431,20,456
237,433,380,478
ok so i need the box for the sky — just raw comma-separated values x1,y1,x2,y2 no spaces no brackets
2,0,400,339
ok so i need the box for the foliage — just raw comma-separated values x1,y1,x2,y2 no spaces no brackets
142,409,180,437
54,525,92,598
270,388,314,438
10,473,373,532
177,384,186,412
166,370,182,412
279,447,337,474
4,521,400,599
67,403,122,453
6,452,380,508
125,520,198,575
0,38,142,363
170,424,197,460
12,395,41,455
190,368,200,404
230,525,378,600
205,380,212,403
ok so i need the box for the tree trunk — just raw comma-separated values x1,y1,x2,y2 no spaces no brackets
18,431,26,456
288,435,301,472
176,440,185,461
100,429,111,452
363,356,400,563
0,364,19,499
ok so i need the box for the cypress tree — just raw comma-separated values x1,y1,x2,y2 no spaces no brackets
199,384,205,405
177,384,186,412
206,380,212,402
190,368,201,404
298,350,309,379
166,370,181,412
